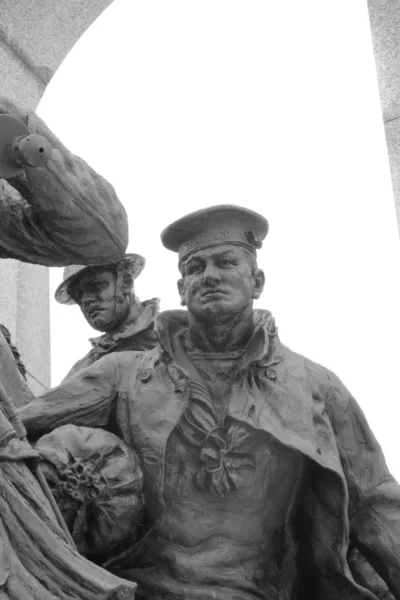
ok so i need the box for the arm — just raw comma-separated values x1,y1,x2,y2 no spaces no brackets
328,374,400,598
19,353,119,438
0,97,128,266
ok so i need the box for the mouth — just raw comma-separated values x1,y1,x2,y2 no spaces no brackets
87,307,105,319
201,289,227,299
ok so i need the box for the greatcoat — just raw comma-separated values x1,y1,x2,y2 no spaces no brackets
62,298,159,382
20,309,400,599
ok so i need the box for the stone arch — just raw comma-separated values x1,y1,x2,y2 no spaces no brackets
0,1,115,110
0,0,115,392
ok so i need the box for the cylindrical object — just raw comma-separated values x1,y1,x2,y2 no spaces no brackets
0,114,52,177
9,134,52,168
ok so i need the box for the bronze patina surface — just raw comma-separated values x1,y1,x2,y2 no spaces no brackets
21,205,399,599
0,97,136,599
56,256,159,382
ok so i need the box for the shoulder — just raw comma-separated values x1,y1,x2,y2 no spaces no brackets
63,350,96,378
280,343,331,381
280,343,349,409
113,347,163,371
115,331,158,353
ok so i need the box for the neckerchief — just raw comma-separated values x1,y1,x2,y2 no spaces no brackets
166,311,280,497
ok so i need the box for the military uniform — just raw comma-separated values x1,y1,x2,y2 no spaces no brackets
54,256,159,381
62,298,159,381
21,308,400,599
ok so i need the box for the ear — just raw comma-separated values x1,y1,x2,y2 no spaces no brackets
177,278,186,306
252,268,265,300
121,273,134,294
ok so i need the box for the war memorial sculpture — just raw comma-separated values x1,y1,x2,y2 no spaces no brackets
0,96,399,598
17,193,400,599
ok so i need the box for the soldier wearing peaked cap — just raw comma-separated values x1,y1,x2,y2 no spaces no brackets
21,205,399,599
55,254,159,381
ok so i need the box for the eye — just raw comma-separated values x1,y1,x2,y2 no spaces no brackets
219,259,234,268
69,286,82,302
187,263,204,275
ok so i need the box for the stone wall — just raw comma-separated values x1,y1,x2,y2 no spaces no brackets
0,0,114,393
367,0,400,234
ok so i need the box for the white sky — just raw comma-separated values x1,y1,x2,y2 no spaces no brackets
38,0,400,478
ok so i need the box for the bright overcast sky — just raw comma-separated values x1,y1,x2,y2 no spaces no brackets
38,0,400,477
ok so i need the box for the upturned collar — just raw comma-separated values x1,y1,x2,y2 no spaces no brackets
89,297,159,352
155,308,284,371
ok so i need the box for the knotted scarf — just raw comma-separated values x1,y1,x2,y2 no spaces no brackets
176,378,256,496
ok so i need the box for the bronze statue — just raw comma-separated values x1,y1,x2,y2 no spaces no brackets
20,205,400,599
0,97,128,266
0,98,136,598
55,255,159,380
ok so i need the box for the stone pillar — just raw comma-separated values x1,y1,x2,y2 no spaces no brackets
367,0,400,234
0,0,114,393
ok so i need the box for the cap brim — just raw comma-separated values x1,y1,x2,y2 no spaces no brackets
160,204,269,253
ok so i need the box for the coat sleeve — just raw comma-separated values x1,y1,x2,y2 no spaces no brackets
328,373,400,598
0,97,128,266
19,354,120,438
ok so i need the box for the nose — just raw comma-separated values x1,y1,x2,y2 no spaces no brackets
202,263,221,284
81,290,96,307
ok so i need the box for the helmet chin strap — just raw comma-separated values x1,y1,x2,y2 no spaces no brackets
105,263,131,332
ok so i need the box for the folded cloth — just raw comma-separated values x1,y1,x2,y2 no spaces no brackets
0,420,137,598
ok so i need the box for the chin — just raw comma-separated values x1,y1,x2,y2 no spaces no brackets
196,302,237,321
89,321,108,332
88,315,114,331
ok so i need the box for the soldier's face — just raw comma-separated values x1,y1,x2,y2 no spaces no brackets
178,245,265,321
70,269,120,331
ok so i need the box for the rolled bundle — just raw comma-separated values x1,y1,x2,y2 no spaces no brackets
36,425,144,556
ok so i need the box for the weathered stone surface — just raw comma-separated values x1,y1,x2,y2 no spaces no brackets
367,0,400,234
0,0,115,392
0,260,49,395
0,1,114,111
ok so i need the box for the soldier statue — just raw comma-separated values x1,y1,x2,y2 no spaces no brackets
20,205,400,600
55,255,158,381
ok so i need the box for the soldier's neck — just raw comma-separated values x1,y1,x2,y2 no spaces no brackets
188,307,254,353
108,298,143,336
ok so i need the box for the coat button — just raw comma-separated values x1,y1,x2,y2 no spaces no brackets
265,368,277,380
138,369,151,382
